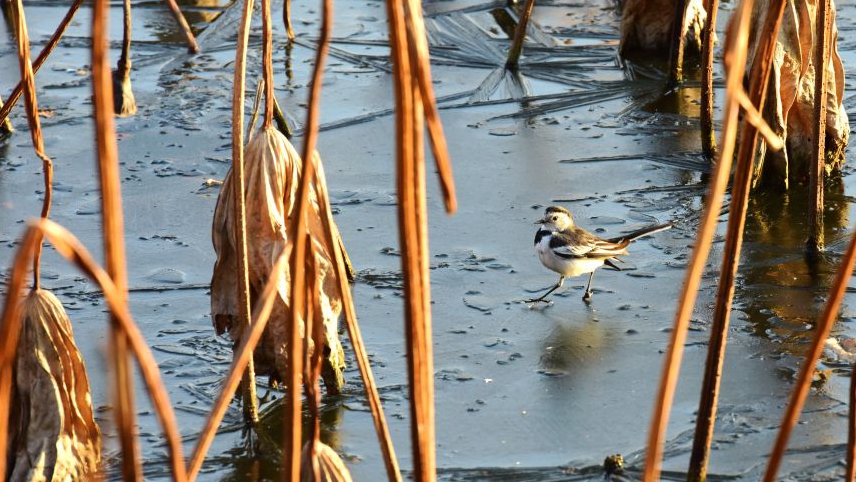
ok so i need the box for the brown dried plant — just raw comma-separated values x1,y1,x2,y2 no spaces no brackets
7,290,100,481
644,0,785,479
0,219,188,482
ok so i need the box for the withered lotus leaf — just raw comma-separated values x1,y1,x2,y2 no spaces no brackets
619,0,706,54
112,70,137,118
8,289,100,481
300,441,354,482
750,0,849,188
211,126,345,393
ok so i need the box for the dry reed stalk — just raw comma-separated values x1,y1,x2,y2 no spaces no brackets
680,0,787,480
761,230,856,480
114,0,137,117
0,219,188,481
404,0,456,214
807,0,834,255
191,243,290,481
92,0,142,476
386,0,458,478
283,0,334,474
505,0,535,71
700,0,718,159
161,0,200,53
10,0,53,292
230,0,260,423
849,366,856,482
643,0,753,479
667,0,690,86
0,0,85,128
311,150,402,481
284,0,295,39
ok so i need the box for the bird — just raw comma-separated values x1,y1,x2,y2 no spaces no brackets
529,205,672,303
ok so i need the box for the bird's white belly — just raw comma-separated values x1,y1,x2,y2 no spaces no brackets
536,235,605,278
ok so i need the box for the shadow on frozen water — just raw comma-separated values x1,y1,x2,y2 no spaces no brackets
3,0,856,479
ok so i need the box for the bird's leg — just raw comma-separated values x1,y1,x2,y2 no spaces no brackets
583,272,595,301
527,276,564,303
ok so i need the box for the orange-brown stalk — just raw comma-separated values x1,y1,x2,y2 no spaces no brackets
262,0,275,129
9,0,53,291
284,0,295,39
187,243,291,481
312,152,402,481
643,0,764,478
284,0,333,477
505,0,535,71
404,0,456,214
650,0,786,479
849,364,856,482
230,0,260,423
306,247,324,482
162,0,200,53
807,0,834,254
0,219,187,481
667,0,690,86
92,0,141,476
0,0,85,127
700,0,719,159
762,229,856,480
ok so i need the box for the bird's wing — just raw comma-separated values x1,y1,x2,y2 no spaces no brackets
550,228,629,259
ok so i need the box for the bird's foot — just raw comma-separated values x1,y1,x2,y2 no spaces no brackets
582,290,593,302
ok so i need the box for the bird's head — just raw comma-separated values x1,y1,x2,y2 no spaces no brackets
535,206,574,230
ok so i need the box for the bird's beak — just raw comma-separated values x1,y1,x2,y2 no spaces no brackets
534,219,545,225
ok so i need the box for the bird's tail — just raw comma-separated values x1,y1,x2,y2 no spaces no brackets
608,222,673,244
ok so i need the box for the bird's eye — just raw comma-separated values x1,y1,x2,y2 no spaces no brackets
551,216,557,221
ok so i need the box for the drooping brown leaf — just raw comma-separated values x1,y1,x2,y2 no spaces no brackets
8,289,100,482
750,0,849,188
619,0,706,54
211,126,345,392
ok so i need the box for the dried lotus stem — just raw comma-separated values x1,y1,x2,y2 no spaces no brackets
311,152,401,481
700,0,719,159
284,0,333,473
667,0,690,86
505,0,535,71
0,0,85,128
162,0,200,53
10,0,53,291
643,0,756,479
284,0,295,40
762,229,856,480
404,0,457,214
807,0,834,255
189,243,292,481
0,219,188,482
92,0,142,475
231,0,259,423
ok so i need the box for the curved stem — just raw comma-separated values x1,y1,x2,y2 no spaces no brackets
161,0,200,53
230,0,259,424
0,0,85,128
0,219,188,481
504,0,535,72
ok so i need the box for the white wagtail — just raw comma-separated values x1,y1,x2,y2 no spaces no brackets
528,206,672,302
